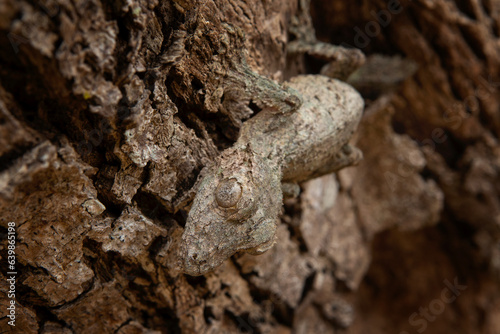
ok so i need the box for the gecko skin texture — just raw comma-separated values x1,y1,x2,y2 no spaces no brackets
180,75,364,276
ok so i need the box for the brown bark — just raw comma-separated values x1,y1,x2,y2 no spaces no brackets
0,0,499,333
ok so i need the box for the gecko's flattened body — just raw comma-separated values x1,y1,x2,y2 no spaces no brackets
180,75,364,276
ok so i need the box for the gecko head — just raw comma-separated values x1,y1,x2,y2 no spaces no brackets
180,146,282,276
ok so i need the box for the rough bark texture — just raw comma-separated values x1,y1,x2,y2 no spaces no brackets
0,0,499,333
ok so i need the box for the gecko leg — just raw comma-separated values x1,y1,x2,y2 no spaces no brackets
281,182,301,199
329,144,363,172
311,144,363,178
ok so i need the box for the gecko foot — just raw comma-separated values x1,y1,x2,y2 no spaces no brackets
282,182,301,199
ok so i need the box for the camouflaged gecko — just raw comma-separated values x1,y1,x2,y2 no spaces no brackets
180,75,364,276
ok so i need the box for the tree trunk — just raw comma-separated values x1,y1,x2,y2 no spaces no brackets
1,0,499,333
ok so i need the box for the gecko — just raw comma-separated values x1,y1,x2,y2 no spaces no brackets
180,75,364,276
287,0,366,80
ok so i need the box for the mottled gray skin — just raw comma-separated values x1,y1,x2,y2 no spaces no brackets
181,75,364,276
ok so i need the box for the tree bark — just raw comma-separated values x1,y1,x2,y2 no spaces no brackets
0,0,499,333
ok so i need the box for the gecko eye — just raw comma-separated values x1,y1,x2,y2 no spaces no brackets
215,178,242,208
